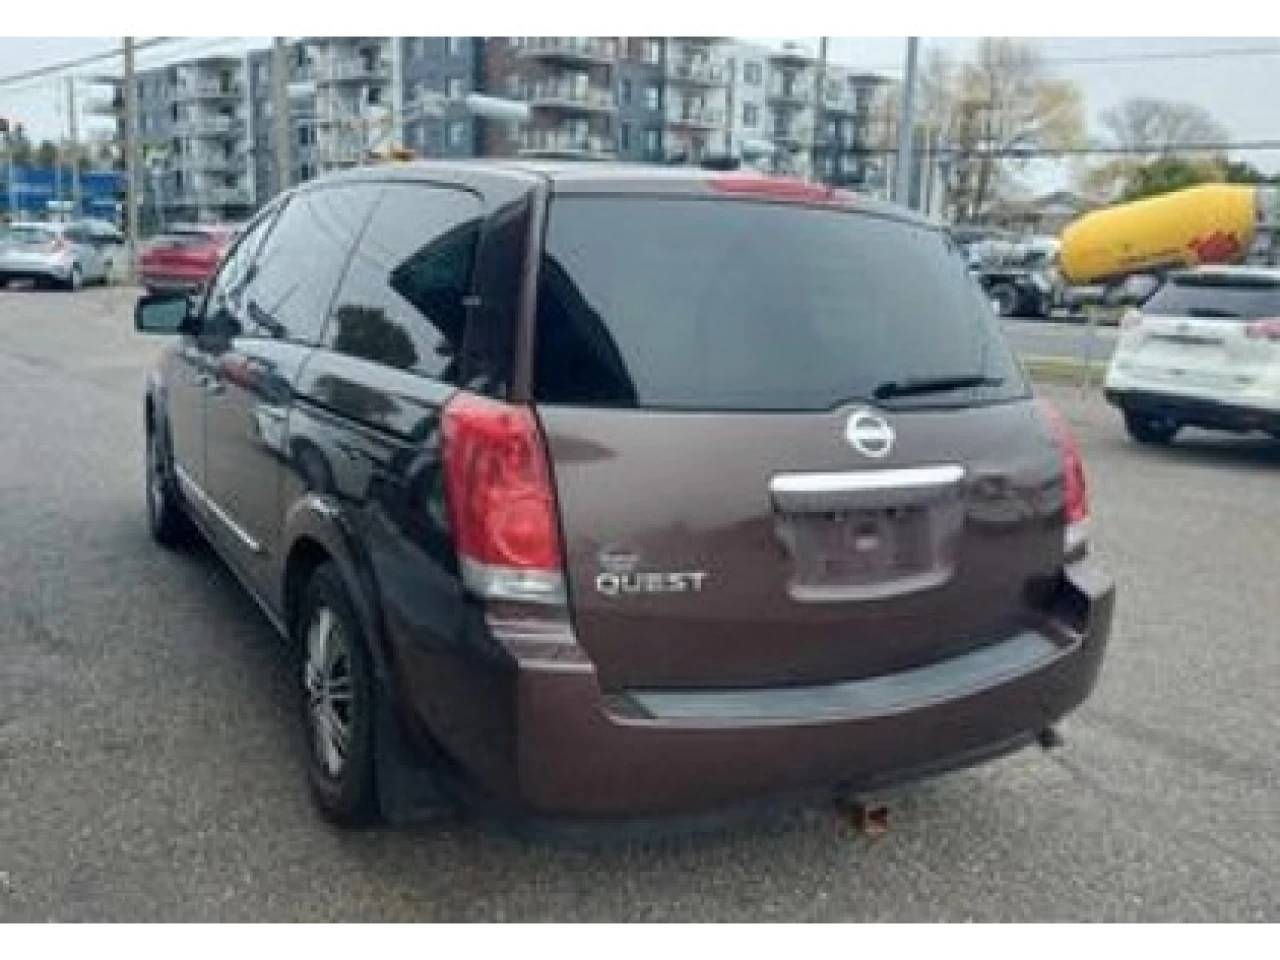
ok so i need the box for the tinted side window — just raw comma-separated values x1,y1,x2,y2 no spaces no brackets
325,184,482,381
238,185,377,343
203,202,282,335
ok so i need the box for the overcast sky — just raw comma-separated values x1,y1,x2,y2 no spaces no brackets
3,36,1278,189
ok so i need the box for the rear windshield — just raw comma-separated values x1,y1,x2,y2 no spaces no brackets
1144,274,1280,320
4,226,56,244
150,229,219,246
533,197,1025,411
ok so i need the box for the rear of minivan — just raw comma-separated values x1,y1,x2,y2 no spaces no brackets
427,172,1115,819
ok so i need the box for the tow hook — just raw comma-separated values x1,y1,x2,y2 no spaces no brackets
1038,726,1064,750
834,796,891,837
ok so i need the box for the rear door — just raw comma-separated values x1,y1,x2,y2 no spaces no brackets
531,195,1063,691
201,185,377,593
1120,271,1280,397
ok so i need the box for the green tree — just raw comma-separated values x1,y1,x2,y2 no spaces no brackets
1118,156,1222,202
1080,97,1230,201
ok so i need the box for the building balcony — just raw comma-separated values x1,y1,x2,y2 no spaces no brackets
665,102,725,129
319,59,392,84
771,123,813,147
171,154,244,174
517,37,617,65
768,45,813,66
319,142,367,164
768,81,812,106
203,186,252,205
174,81,244,101
519,128,614,159
527,80,615,113
171,116,243,137
664,58,728,87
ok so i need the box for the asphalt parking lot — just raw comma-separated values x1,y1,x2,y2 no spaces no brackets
1,286,1278,922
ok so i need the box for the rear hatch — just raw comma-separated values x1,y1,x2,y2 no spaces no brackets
530,193,1066,691
141,229,226,278
0,225,61,267
1115,270,1280,397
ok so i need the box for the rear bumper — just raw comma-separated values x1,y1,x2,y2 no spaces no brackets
139,269,209,292
1106,387,1280,433
405,559,1114,821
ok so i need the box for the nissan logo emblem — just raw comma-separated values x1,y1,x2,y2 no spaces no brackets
845,409,895,459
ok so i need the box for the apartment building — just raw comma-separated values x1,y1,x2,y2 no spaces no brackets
479,37,620,159
724,41,895,187
133,55,254,224
112,37,891,222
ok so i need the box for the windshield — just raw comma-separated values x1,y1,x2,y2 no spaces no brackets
1143,274,1280,320
533,197,1026,412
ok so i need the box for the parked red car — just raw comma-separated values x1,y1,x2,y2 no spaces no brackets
139,225,238,294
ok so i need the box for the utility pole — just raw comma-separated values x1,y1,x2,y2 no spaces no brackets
893,36,920,208
123,37,139,281
67,77,81,217
813,36,829,185
272,37,292,195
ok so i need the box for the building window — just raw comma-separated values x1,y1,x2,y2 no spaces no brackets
448,37,466,56
620,121,632,152
743,103,759,128
645,83,661,111
448,120,466,147
744,61,763,85
448,77,465,100
645,127,661,158
645,39,662,65
620,78,632,104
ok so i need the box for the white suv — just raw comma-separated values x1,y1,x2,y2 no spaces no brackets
1105,265,1280,444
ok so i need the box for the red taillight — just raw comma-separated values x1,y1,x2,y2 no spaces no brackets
1037,399,1090,555
1245,318,1280,341
441,393,565,604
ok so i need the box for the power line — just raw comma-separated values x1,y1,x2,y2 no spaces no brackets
0,38,174,90
867,140,1280,159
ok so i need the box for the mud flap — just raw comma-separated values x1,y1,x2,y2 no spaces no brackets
373,682,457,826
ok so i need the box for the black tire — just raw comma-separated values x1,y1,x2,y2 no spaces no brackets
1124,411,1180,446
145,424,196,547
298,563,380,828
990,283,1019,318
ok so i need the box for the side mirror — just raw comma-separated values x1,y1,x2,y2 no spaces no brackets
135,292,193,335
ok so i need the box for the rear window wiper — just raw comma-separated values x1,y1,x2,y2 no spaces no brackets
872,373,1005,401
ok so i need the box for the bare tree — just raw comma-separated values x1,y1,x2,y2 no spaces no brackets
918,39,1085,223
1080,97,1230,201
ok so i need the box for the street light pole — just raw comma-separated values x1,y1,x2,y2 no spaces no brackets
123,36,139,282
272,37,292,195
893,36,920,208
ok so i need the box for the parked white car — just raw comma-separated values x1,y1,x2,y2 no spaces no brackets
0,220,124,290
1104,265,1280,443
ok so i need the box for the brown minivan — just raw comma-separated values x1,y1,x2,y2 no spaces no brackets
135,161,1115,831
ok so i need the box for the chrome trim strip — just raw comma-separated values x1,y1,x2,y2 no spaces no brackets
174,464,263,555
770,464,966,496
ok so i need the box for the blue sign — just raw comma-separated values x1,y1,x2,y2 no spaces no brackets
1,166,125,220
